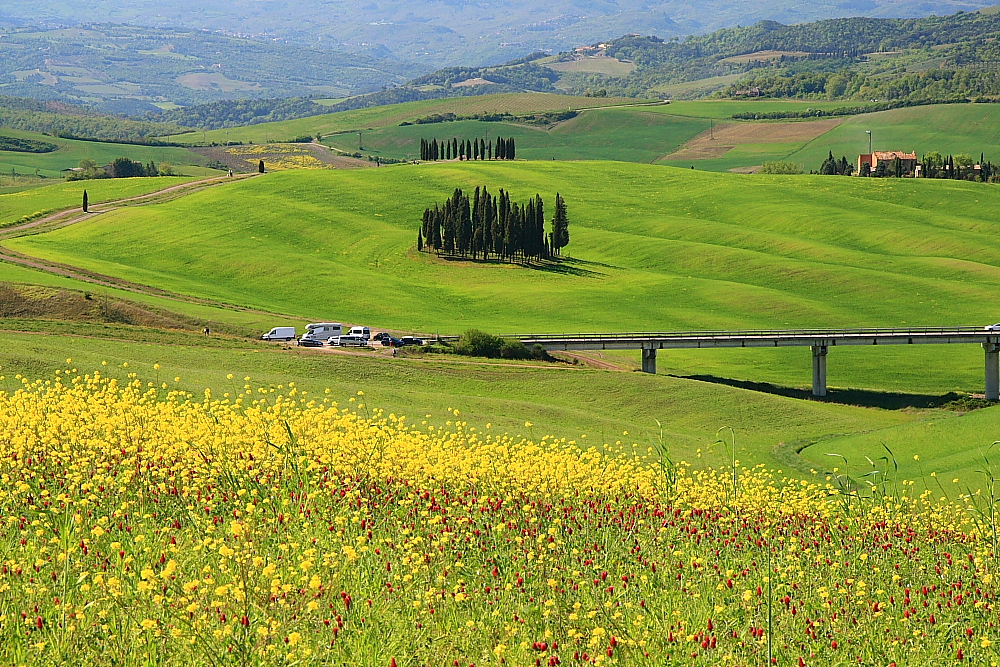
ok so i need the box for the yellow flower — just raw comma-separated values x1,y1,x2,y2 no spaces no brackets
287,632,302,646
140,619,157,631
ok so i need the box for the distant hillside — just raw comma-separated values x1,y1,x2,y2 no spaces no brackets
2,0,999,68
531,8,1000,101
0,96,188,142
0,24,419,108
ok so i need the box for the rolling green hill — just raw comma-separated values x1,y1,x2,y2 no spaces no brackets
322,109,710,163
0,176,195,227
4,158,1000,487
659,102,1000,172
9,161,1000,397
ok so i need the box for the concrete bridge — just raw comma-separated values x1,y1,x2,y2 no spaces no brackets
513,327,1000,400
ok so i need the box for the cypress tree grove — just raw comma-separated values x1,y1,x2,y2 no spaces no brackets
419,137,517,161
416,188,566,263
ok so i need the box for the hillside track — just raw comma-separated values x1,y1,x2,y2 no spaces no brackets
0,174,295,318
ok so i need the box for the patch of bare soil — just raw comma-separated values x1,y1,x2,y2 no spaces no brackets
665,117,844,161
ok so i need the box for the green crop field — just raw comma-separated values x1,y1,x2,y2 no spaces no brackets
322,109,710,162
163,93,646,145
0,128,211,178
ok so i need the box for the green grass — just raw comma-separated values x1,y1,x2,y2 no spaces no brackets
785,102,1000,169
0,324,912,471
0,176,196,227
651,99,853,119
10,161,1000,397
164,93,647,145
0,128,209,178
323,109,709,162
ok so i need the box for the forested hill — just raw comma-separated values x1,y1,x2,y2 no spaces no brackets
559,8,1000,100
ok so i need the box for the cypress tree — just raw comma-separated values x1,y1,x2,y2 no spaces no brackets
432,205,442,251
509,138,516,160
259,160,265,173
82,190,89,213
417,228,423,251
488,140,493,160
552,193,569,254
452,138,458,161
534,195,545,259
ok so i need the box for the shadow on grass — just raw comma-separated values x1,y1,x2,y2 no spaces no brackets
671,374,988,411
436,254,610,277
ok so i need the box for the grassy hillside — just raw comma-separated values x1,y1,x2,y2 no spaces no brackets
786,102,1000,169
9,161,1000,398
0,128,212,178
163,94,643,145
661,102,1000,171
0,176,195,227
322,109,710,162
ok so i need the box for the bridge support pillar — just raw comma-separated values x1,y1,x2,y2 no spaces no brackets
985,343,1000,401
811,345,828,397
641,348,657,374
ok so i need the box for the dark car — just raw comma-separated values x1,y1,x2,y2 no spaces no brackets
297,338,326,347
400,336,424,346
381,336,404,347
373,332,391,342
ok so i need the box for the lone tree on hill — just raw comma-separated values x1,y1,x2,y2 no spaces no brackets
82,190,88,213
258,160,265,174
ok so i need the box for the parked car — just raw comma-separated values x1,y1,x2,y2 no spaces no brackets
372,332,391,343
261,326,295,341
986,323,1000,331
297,337,326,347
337,334,369,347
381,336,403,347
400,336,424,346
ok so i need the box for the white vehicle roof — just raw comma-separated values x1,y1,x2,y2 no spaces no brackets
306,322,342,330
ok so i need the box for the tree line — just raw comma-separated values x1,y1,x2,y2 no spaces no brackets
417,187,568,263
67,157,175,181
420,137,516,161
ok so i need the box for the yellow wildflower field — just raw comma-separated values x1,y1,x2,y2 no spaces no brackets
0,366,996,666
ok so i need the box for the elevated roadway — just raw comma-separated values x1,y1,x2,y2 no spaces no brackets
509,327,1000,399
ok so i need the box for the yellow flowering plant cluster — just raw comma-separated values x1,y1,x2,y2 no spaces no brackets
0,367,996,666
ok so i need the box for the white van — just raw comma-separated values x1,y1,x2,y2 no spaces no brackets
346,326,371,340
336,334,369,347
299,322,342,344
261,326,296,341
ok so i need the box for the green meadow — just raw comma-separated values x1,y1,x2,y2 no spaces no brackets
0,128,211,178
661,103,1000,172
786,102,1000,167
9,161,1000,395
322,109,710,162
5,153,1000,486
0,323,921,475
0,176,195,226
